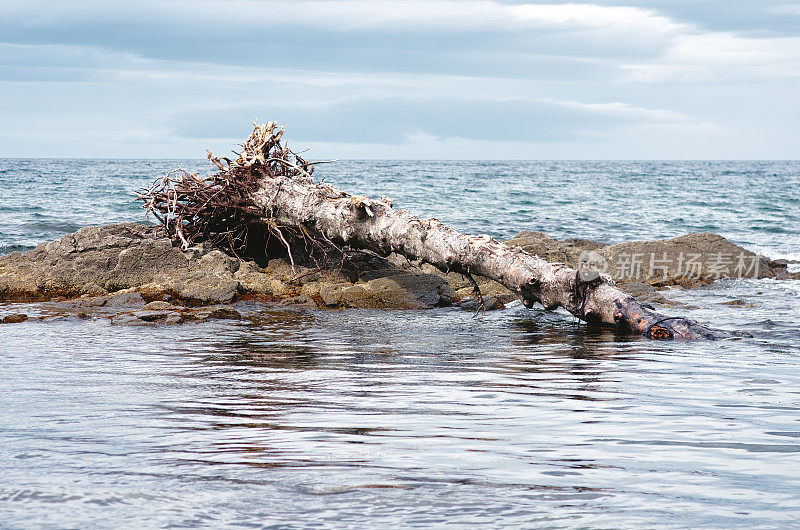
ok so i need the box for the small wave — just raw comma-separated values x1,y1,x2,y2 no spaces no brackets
0,244,34,255
21,221,82,233
749,246,800,272
0,205,44,212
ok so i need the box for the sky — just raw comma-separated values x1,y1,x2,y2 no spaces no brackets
0,0,798,159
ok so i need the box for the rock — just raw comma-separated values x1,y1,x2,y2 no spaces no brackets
110,313,152,326
1,313,28,324
104,291,146,307
454,278,516,306
506,230,781,287
69,291,146,308
299,282,321,299
319,272,451,309
720,299,747,306
460,296,504,312
234,259,294,298
414,263,515,308
81,282,108,297
506,231,606,264
71,295,112,308
132,309,172,322
1,223,791,317
185,305,242,322
277,294,317,308
768,259,800,280
142,301,179,311
617,282,669,305
233,261,273,293
184,310,209,323
599,233,775,287
110,304,239,325
208,305,242,319
318,282,343,307
0,223,245,305
153,270,239,304
198,250,240,275
136,283,172,301
0,223,185,299
263,258,304,282
164,312,183,325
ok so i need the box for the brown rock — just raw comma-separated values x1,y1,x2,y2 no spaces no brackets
506,231,605,264
506,230,780,287
132,309,172,322
414,263,514,307
142,301,179,311
617,282,669,305
164,312,183,325
70,295,112,308
136,283,172,301
720,299,747,306
81,282,108,297
460,296,504,312
0,223,246,305
2,222,786,316
320,272,451,309
208,305,242,319
599,233,774,287
1,313,28,324
152,270,239,304
277,294,317,308
104,291,146,307
110,313,152,326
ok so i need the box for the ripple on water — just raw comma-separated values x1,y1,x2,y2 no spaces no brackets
0,160,799,527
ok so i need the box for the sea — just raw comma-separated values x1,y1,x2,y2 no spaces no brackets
1,159,799,528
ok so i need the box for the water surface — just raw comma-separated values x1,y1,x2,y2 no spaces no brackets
1,160,799,527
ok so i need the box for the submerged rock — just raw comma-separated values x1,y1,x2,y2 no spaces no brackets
617,282,669,305
1,313,28,324
108,303,242,326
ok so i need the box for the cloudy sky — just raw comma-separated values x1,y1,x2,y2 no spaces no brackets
1,0,798,159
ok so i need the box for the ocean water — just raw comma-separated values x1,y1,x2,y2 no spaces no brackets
1,159,800,528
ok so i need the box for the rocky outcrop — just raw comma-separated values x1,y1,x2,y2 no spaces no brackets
0,223,453,310
1,224,795,320
0,224,191,300
506,231,795,287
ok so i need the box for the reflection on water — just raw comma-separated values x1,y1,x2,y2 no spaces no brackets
2,288,799,527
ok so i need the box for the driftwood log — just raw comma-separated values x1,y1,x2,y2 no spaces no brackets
139,123,748,340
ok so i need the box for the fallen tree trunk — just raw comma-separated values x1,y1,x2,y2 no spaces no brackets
139,123,748,340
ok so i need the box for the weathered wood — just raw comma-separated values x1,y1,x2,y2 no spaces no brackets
142,123,750,340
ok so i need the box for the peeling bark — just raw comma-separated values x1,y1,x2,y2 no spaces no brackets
250,170,746,340
141,123,750,340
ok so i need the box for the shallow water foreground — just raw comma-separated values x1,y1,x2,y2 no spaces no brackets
2,159,800,527
2,277,800,528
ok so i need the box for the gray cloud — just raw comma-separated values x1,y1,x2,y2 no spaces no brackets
168,96,699,144
0,1,679,75
0,1,797,159
501,0,800,35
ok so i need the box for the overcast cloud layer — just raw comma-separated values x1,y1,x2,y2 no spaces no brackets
1,0,798,158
